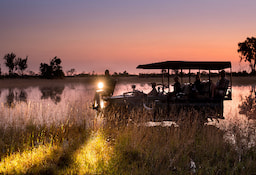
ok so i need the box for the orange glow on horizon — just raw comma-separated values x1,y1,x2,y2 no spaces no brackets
0,1,255,73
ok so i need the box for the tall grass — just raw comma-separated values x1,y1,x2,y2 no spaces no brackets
95,107,256,174
104,110,240,174
1,101,256,174
0,79,256,174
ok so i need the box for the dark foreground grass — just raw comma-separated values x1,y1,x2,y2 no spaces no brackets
103,110,256,175
1,108,256,174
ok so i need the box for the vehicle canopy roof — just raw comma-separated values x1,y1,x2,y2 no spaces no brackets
137,61,231,70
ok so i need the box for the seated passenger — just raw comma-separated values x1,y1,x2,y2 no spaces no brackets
173,76,181,94
169,76,182,97
211,70,229,97
148,82,158,96
192,73,203,94
216,70,229,96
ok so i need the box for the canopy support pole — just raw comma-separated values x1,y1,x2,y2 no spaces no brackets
181,69,183,84
209,69,211,98
189,69,191,84
168,69,170,92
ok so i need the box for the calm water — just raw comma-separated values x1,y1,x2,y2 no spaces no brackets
0,83,96,129
0,81,256,134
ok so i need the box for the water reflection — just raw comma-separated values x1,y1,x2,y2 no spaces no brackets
39,86,65,104
0,84,95,130
5,88,14,107
0,83,256,131
5,88,28,108
19,89,27,103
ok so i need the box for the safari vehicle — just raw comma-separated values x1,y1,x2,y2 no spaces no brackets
94,61,232,120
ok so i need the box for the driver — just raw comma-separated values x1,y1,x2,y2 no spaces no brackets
102,69,116,97
93,69,116,109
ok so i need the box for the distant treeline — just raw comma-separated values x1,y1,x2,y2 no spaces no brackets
3,34,256,79
2,35,256,79
2,53,64,79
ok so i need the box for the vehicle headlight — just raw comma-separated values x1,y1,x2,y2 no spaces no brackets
98,82,104,89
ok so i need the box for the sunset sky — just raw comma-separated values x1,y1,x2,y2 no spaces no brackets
1,0,256,74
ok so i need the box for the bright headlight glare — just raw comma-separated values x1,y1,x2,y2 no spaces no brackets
98,82,104,89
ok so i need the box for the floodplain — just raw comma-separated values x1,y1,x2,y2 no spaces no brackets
0,76,256,174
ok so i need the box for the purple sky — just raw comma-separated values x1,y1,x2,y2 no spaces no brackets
1,0,256,74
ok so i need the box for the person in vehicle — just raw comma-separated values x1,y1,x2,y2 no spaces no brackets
168,76,182,97
93,69,116,109
192,73,203,94
148,82,158,96
103,69,116,96
211,70,229,97
216,70,229,96
173,76,181,94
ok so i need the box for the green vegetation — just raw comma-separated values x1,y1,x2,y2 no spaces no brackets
0,78,255,174
0,95,256,174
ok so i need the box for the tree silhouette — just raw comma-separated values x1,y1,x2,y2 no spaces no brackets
3,52,16,75
238,37,256,74
67,68,75,76
50,56,64,77
40,56,64,78
40,86,65,104
238,86,256,119
15,56,28,75
40,63,52,79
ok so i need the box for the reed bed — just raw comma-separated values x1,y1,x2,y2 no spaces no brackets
0,77,256,174
102,108,256,174
1,100,256,174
